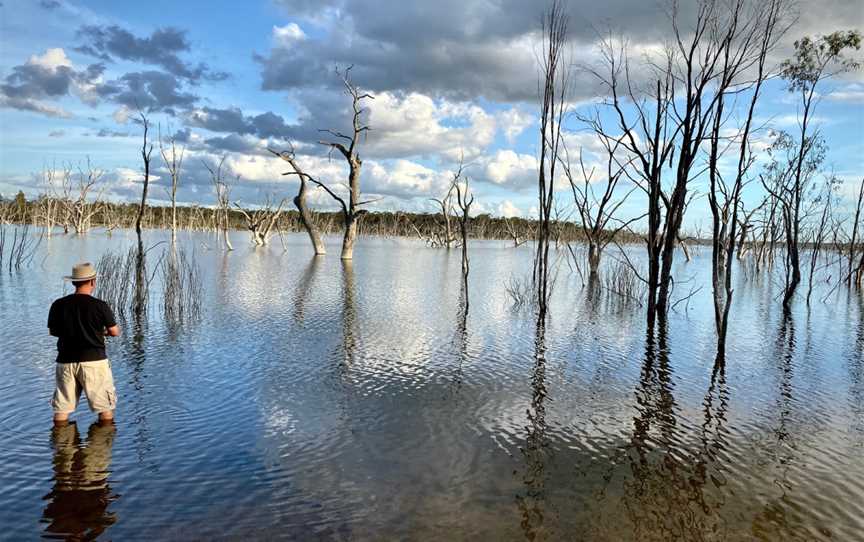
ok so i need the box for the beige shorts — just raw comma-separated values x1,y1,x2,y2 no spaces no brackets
52,359,117,414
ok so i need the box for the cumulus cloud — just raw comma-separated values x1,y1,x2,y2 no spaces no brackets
483,149,538,189
497,199,522,217
0,48,102,117
365,159,453,200
362,93,496,160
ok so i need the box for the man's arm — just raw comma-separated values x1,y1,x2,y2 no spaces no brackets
48,301,59,337
102,302,120,337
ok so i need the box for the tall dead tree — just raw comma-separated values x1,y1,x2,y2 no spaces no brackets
848,179,864,285
535,0,569,320
707,0,787,360
588,0,794,328
455,172,474,308
765,30,861,309
268,145,327,255
587,33,675,329
159,126,185,245
135,112,153,243
134,112,154,318
317,67,376,260
204,156,235,251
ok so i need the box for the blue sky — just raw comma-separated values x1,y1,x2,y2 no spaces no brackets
0,0,862,232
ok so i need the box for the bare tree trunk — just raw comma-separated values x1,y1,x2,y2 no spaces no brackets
535,0,569,320
134,112,153,319
317,68,375,261
456,173,474,308
269,147,327,254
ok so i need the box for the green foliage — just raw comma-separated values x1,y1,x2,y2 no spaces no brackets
780,30,862,92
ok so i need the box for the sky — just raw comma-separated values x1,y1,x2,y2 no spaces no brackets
0,0,862,232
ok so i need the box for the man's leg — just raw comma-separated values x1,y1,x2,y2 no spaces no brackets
81,360,117,423
52,363,80,425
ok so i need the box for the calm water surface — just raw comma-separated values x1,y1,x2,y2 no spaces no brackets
1,229,862,540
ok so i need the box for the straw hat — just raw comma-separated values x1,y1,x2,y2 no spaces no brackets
64,262,97,282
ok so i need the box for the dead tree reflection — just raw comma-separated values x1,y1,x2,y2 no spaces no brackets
517,318,554,541
42,422,118,539
448,280,470,399
291,257,323,326
340,259,358,368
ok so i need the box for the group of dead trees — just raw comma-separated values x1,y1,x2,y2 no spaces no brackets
535,0,861,361
270,67,376,260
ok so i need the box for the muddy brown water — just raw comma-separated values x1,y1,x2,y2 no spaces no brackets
1,229,862,540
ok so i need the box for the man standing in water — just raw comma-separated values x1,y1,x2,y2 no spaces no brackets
48,262,120,426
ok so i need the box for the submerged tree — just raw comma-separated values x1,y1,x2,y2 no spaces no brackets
233,195,287,246
133,112,154,318
268,145,328,255
317,67,376,260
763,29,861,309
707,0,788,360
587,0,806,329
159,126,185,245
535,0,569,320
560,137,641,281
454,171,474,307
203,156,235,251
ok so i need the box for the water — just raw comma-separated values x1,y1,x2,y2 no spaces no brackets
1,229,862,540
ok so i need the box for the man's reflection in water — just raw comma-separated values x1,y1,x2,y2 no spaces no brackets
42,421,118,539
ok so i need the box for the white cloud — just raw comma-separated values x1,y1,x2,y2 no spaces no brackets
496,107,533,144
497,199,522,217
365,159,453,199
364,92,496,161
28,48,72,69
483,149,537,188
273,23,306,46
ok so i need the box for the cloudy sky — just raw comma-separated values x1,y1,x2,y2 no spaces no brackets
0,0,862,230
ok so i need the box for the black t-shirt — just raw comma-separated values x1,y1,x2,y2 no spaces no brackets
48,294,117,363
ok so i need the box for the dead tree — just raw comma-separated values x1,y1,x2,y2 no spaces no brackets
503,218,529,247
586,34,674,329
454,173,474,306
59,159,104,235
848,179,864,285
560,136,641,280
268,145,327,255
766,30,861,309
35,165,61,236
805,179,836,304
588,1,795,328
317,67,376,260
233,196,287,246
159,126,185,245
135,112,153,243
707,0,787,359
430,182,458,248
535,0,569,320
204,156,235,251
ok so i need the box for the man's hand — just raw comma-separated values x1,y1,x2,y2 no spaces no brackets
105,325,121,337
